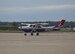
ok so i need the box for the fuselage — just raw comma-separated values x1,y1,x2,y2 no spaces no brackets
18,24,53,32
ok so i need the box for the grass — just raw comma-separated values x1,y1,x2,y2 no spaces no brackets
0,30,23,33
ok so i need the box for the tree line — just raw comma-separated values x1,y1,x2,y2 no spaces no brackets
0,21,75,30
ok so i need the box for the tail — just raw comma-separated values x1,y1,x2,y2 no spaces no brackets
53,20,65,30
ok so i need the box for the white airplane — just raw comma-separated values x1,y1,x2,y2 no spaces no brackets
18,20,65,36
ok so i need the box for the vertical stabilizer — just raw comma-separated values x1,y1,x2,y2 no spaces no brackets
53,20,65,30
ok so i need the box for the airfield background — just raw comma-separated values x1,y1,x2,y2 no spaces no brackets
0,21,75,31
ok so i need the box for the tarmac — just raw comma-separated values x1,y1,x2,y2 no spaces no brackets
0,32,75,54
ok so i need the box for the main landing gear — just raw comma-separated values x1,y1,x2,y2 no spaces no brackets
36,32,39,36
31,32,33,36
24,32,39,36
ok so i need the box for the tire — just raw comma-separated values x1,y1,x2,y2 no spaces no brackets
31,33,33,36
24,33,27,36
36,32,39,36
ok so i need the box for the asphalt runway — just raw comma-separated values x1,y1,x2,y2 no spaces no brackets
0,32,75,54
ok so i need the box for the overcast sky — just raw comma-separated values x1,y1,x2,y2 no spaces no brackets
0,0,75,22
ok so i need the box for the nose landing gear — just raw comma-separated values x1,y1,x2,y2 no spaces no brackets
24,33,27,36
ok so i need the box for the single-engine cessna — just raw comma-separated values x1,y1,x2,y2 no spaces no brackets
18,20,65,36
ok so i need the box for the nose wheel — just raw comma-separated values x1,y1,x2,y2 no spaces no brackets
24,33,27,36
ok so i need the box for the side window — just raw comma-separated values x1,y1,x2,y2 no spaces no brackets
38,25,41,28
30,25,35,27
24,24,28,26
30,25,32,27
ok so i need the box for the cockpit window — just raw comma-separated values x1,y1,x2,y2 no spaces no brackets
30,25,35,27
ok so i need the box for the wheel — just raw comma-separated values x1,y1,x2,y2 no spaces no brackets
36,32,39,36
24,33,27,36
31,33,33,36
